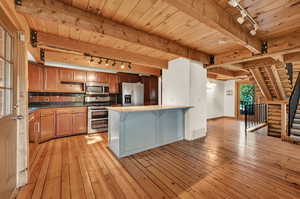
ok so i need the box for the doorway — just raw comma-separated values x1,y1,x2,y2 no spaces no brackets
236,81,255,120
0,6,27,199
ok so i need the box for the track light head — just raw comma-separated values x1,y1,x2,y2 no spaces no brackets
112,61,116,66
128,63,132,69
98,58,102,64
250,29,256,36
237,16,245,24
89,56,94,63
228,0,240,7
120,63,125,69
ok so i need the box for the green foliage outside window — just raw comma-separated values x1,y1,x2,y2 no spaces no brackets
240,84,255,105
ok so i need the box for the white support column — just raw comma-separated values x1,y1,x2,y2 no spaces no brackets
162,58,207,140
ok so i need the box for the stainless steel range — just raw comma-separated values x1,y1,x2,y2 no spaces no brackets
85,84,111,134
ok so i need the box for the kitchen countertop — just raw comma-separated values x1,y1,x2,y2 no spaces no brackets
29,103,88,113
106,105,192,112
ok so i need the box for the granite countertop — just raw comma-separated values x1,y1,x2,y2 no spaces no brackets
29,103,88,113
106,105,193,112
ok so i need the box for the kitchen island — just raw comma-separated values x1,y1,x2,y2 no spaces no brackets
106,105,192,158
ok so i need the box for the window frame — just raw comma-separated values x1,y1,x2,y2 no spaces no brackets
0,23,14,119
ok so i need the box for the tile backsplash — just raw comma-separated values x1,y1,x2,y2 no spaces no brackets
29,92,84,104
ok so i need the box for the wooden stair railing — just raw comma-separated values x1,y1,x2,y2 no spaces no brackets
245,104,267,134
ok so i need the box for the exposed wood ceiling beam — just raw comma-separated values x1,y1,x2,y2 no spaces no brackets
209,30,300,68
242,58,276,69
249,68,272,100
16,0,210,64
164,0,261,54
207,67,236,77
44,50,161,76
35,31,167,69
207,73,218,79
284,52,300,63
265,67,282,100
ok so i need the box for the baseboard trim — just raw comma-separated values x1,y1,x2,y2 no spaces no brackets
207,116,236,120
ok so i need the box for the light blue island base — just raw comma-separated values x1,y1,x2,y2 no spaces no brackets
107,105,191,158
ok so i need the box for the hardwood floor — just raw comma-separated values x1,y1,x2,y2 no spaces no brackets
17,118,300,199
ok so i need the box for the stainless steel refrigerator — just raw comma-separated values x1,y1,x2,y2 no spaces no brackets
122,82,144,106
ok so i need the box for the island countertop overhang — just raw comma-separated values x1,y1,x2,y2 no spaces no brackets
106,105,192,112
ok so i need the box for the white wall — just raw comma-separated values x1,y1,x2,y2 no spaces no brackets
162,58,190,106
162,58,207,140
206,79,224,119
224,80,236,117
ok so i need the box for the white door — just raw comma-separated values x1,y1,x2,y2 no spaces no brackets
0,9,21,199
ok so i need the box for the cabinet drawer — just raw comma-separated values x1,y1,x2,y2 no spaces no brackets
40,109,56,116
72,107,87,113
56,108,73,114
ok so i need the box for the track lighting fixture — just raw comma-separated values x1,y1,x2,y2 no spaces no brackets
228,0,259,36
83,53,132,70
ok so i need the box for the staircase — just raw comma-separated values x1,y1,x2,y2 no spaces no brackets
248,59,292,138
290,104,300,136
288,71,300,142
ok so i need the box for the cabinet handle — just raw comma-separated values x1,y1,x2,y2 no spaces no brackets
34,122,37,133
37,122,40,132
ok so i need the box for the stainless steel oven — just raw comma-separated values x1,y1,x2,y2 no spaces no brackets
85,95,110,134
88,106,108,134
86,82,109,95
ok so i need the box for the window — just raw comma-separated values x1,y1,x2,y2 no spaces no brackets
0,25,13,118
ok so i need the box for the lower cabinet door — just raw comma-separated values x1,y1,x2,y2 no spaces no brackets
39,111,56,142
56,113,73,137
72,112,87,134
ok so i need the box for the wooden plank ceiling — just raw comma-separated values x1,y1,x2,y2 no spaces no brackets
17,0,300,78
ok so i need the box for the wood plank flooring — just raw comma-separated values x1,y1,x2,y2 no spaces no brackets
17,118,300,199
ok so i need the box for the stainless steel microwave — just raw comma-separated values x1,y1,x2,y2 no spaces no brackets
85,82,109,95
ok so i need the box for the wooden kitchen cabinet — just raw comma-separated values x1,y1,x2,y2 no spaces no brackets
28,62,43,92
108,73,119,94
142,76,158,105
59,69,86,83
39,109,56,142
74,70,86,82
59,69,73,82
86,71,98,82
56,107,87,136
72,111,87,134
29,111,40,143
44,67,59,92
98,72,108,83
56,109,73,136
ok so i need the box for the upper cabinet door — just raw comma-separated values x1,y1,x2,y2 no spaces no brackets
28,62,43,92
98,72,108,83
59,69,73,82
73,70,86,82
86,71,98,82
44,67,59,92
109,74,119,94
